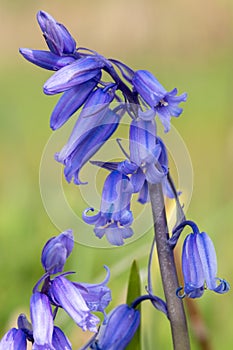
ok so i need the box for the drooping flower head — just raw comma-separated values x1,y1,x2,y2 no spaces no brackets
174,221,230,298
30,292,55,349
36,231,111,330
49,275,100,332
83,170,134,245
130,117,167,184
55,86,120,185
41,229,74,274
132,70,187,132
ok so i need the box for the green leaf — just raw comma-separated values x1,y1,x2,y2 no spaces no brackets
126,260,141,350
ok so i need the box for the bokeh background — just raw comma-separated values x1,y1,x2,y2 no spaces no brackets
0,0,232,348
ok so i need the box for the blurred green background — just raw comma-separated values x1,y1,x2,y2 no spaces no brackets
0,0,232,348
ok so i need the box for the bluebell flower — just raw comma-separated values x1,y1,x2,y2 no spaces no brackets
40,230,111,322
129,117,167,184
49,275,100,332
90,304,140,350
83,170,134,245
30,292,55,349
37,231,111,329
41,229,74,274
132,70,187,132
36,11,76,56
19,11,106,133
19,11,78,72
0,328,27,350
43,56,104,95
73,266,111,318
55,87,120,185
175,221,230,298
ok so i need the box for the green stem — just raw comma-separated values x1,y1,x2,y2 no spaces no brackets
148,182,190,350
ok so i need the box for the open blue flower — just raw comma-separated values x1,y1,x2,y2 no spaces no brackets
39,231,111,324
73,266,111,319
175,221,230,298
132,70,187,132
83,170,134,245
49,275,100,332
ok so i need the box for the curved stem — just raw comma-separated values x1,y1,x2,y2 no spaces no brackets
148,182,190,350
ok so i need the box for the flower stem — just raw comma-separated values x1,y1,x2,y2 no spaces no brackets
148,182,190,350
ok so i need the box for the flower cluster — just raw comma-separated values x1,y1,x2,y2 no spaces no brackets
20,10,186,246
0,230,112,349
18,7,230,296
8,9,230,350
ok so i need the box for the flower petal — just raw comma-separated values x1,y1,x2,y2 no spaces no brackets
50,276,100,332
52,326,72,350
19,49,75,71
41,229,74,274
182,233,205,296
50,79,98,130
95,224,133,246
30,292,54,349
43,56,105,94
56,86,118,162
100,171,133,221
196,232,217,290
56,109,120,184
0,328,27,350
93,304,140,350
74,266,112,315
129,118,157,167
132,70,166,107
37,11,76,55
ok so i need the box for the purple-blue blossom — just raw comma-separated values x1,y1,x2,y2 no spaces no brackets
55,87,120,185
0,328,27,350
43,56,105,95
73,266,111,318
83,170,134,246
129,118,167,184
19,11,78,71
30,292,55,349
174,221,230,298
38,231,111,327
90,304,140,350
36,11,76,56
50,275,100,332
132,70,187,132
41,229,74,274
0,228,113,349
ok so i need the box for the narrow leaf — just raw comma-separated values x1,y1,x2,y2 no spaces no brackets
126,260,141,350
